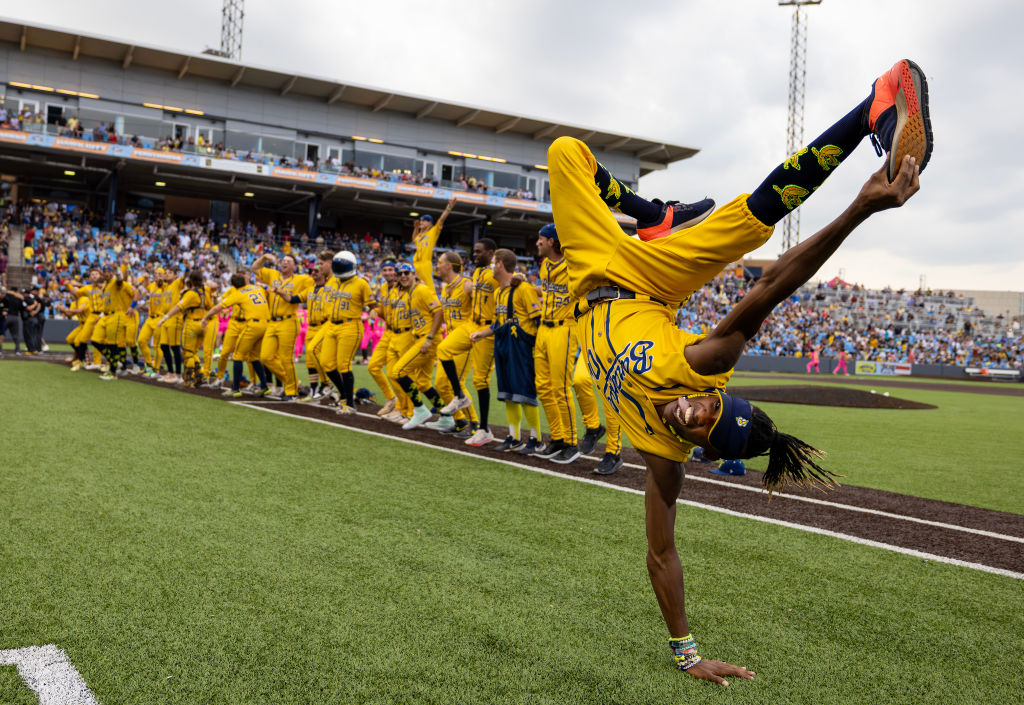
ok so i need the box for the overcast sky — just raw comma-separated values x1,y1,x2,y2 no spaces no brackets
6,0,1023,292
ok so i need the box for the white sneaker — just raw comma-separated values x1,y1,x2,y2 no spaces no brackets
425,416,456,432
465,428,495,446
84,364,101,371
335,403,356,416
42,344,49,351
377,398,396,417
402,405,432,430
439,394,472,415
383,410,407,424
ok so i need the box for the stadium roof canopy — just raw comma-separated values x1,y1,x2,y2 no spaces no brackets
0,18,699,175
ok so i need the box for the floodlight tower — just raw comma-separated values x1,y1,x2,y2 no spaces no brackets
220,0,245,60
204,0,245,60
778,0,821,252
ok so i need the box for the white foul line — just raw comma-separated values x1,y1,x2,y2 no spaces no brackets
0,645,100,705
232,402,1023,581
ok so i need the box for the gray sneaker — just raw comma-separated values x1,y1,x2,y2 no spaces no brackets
551,445,581,464
593,453,623,475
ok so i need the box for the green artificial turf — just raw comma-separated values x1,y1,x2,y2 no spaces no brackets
0,361,1022,705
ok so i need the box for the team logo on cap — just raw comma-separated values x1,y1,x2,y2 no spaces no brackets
736,416,749,428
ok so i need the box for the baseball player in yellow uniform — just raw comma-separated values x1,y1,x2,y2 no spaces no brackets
252,253,315,400
385,262,443,429
57,292,92,371
201,272,272,397
546,58,929,683
297,253,332,401
68,269,104,370
310,251,377,413
425,251,480,435
134,270,165,376
412,197,455,286
159,273,186,383
212,271,257,388
437,238,498,445
199,279,221,382
368,259,400,416
469,249,542,452
158,269,211,387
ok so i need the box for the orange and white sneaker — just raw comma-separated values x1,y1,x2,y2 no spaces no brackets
636,198,716,241
867,59,933,182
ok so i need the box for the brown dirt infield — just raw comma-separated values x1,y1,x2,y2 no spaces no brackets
736,385,936,409
10,356,1024,577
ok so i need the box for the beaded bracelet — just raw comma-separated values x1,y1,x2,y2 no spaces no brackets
669,634,702,671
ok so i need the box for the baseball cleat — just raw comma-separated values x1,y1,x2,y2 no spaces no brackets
577,425,606,456
451,426,474,439
426,416,457,432
497,436,521,452
335,403,356,416
516,437,542,455
402,404,432,430
867,59,932,182
534,440,567,460
439,394,473,415
550,445,582,464
464,428,495,446
98,372,117,381
377,398,397,417
593,452,624,475
636,198,716,241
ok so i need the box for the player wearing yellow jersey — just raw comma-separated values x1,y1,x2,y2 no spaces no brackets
100,267,136,378
572,352,623,474
411,197,455,286
310,251,378,413
547,57,928,680
437,238,498,446
469,249,542,451
68,269,107,371
199,279,222,383
252,253,315,399
159,273,186,383
425,252,480,435
212,271,255,388
133,270,164,375
201,272,272,397
297,252,332,402
368,259,400,416
385,262,444,429
158,269,212,387
57,292,92,371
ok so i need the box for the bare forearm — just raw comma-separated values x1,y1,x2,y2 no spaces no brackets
642,453,689,637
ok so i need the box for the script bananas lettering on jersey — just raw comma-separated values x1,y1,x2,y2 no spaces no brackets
812,144,843,171
588,339,656,414
331,287,354,313
441,293,463,320
773,184,810,210
783,147,808,171
542,278,571,312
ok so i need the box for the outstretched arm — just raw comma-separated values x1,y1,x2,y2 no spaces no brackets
685,157,920,376
436,197,456,230
641,451,755,686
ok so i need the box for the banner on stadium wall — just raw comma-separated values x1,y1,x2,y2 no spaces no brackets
54,136,111,154
336,175,379,190
395,184,435,197
132,148,184,164
0,129,29,143
854,360,912,376
269,166,317,182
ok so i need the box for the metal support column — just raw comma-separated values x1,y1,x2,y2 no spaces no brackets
306,193,322,240
105,168,119,232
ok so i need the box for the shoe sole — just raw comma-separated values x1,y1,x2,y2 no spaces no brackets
551,450,581,465
638,203,715,241
593,460,623,475
889,59,933,182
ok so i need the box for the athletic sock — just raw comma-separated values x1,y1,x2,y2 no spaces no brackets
477,386,490,430
130,346,141,366
325,369,345,397
747,97,870,227
523,404,541,438
592,161,661,222
232,360,244,391
342,371,355,407
161,344,174,372
398,375,421,405
505,401,522,441
423,387,442,412
252,360,269,388
440,359,464,398
171,346,183,374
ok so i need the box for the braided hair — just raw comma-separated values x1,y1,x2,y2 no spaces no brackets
742,405,841,493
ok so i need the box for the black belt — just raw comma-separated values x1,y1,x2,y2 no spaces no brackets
329,318,354,324
574,286,670,319
270,315,294,322
393,326,412,333
541,319,569,328
473,318,493,326
243,318,265,323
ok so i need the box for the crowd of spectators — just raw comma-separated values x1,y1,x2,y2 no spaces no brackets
3,200,1021,370
0,103,539,202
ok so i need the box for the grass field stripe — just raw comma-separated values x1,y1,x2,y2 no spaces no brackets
0,645,99,705
232,403,1023,580
601,458,1024,545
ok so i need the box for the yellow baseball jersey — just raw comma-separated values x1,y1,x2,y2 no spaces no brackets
306,284,329,326
413,224,442,285
104,278,135,313
539,257,573,322
145,282,167,317
75,283,106,318
258,268,315,318
217,286,242,321
386,282,410,330
408,282,442,337
494,281,541,336
220,285,271,321
440,275,472,331
178,286,213,321
470,266,498,323
325,275,376,322
74,295,92,322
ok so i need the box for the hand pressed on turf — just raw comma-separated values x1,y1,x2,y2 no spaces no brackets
684,659,755,686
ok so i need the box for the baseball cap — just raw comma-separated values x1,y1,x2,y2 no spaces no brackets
705,390,753,460
538,223,558,243
419,214,434,224
395,262,415,274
